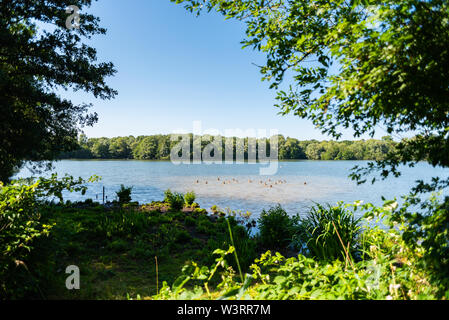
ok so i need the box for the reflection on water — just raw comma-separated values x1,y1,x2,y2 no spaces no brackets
14,160,449,218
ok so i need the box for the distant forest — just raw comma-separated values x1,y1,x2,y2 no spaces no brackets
59,134,397,161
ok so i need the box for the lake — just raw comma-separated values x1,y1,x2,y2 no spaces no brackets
14,160,449,218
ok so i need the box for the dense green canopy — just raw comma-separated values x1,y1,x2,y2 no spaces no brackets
0,0,116,182
60,134,397,161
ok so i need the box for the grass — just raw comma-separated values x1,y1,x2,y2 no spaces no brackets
21,200,256,300
292,203,361,262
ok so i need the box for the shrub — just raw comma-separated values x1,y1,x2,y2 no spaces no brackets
184,191,196,206
293,203,361,261
257,205,297,249
377,194,449,298
0,182,53,298
116,185,132,204
164,189,184,211
0,175,94,299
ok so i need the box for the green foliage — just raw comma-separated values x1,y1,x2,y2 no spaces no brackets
364,193,449,298
154,246,239,300
116,185,133,204
293,203,361,261
61,134,397,161
96,210,151,238
0,174,96,299
35,173,100,203
164,189,185,211
184,216,196,227
0,0,116,182
0,181,52,298
152,236,437,300
193,208,208,216
257,205,298,249
174,229,192,244
184,191,196,206
150,200,442,300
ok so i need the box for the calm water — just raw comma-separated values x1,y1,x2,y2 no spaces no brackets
15,160,449,218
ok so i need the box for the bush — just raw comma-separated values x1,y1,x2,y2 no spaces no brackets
257,205,297,249
164,189,184,211
0,175,93,299
0,182,53,298
116,185,132,204
184,191,196,206
380,194,449,298
293,203,361,261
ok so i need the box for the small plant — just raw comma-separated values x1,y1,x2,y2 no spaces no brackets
193,208,208,216
293,203,361,262
116,185,132,204
164,189,184,211
184,191,196,206
257,205,297,249
191,202,200,209
210,205,225,217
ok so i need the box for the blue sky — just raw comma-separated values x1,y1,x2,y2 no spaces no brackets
68,0,387,140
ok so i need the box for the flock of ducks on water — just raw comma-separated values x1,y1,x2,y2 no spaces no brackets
195,177,307,189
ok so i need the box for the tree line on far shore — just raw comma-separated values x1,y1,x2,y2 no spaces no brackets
59,134,397,161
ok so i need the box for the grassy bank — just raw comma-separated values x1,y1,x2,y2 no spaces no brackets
2,199,261,299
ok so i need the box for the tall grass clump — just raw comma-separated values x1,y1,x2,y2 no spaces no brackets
294,203,361,262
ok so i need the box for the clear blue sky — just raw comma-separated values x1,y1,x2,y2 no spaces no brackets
69,0,388,140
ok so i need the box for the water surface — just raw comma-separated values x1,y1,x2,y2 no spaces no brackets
15,160,449,218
